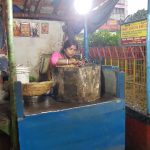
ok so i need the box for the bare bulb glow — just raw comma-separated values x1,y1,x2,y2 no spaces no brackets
74,0,92,15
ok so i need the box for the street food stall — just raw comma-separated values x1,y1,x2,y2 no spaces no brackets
0,0,125,150
16,65,125,150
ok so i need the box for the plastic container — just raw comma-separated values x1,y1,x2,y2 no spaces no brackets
16,66,30,83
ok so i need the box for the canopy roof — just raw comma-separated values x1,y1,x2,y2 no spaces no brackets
0,0,119,39
12,0,106,21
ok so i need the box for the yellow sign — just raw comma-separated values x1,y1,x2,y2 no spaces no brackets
121,20,147,45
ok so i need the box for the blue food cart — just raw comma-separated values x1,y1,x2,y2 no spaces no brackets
3,0,125,149
16,66,125,150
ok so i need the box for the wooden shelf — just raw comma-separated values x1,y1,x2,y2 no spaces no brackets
0,103,10,135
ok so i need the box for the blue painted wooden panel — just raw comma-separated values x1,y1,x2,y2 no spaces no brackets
15,82,24,119
116,72,125,99
0,16,4,48
18,99,125,150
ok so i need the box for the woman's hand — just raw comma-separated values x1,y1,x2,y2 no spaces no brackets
68,58,77,65
77,60,85,66
69,59,85,66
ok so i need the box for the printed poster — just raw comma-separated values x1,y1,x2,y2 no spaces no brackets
41,23,49,34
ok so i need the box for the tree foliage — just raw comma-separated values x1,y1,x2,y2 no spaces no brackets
124,9,147,23
87,30,120,47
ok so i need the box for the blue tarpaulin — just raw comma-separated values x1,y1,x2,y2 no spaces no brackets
63,0,119,39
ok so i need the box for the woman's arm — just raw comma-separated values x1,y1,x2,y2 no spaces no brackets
57,58,78,66
50,52,84,66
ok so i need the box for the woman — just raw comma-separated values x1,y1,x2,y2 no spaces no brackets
49,39,84,98
50,39,84,67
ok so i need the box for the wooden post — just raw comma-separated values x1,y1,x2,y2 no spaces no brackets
5,0,18,149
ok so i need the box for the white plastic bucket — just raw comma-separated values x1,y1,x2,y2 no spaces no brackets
16,66,30,83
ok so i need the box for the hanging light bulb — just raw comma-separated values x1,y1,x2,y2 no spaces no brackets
74,0,93,15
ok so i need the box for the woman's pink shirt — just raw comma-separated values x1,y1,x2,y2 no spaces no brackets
50,51,64,66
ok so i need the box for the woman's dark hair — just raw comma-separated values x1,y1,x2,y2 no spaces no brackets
61,39,78,53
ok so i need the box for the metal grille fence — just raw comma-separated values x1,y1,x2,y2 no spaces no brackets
88,46,146,113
